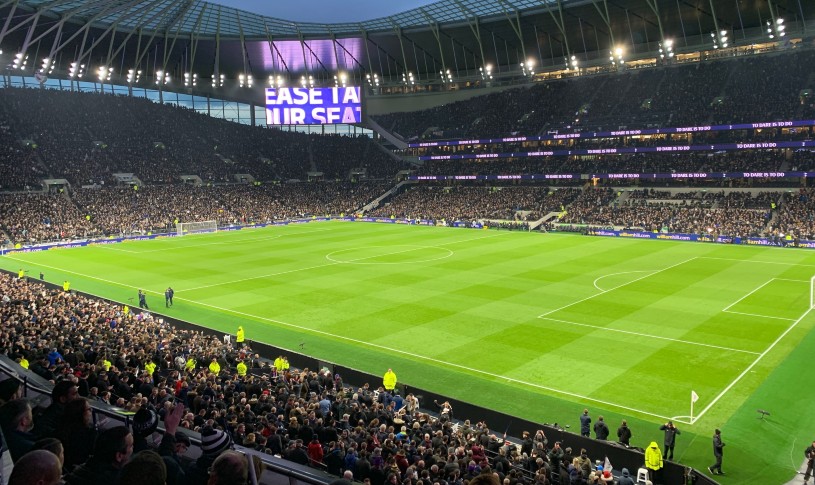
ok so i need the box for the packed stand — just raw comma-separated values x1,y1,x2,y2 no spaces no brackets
369,186,567,222
0,88,407,186
0,182,390,244
375,48,815,140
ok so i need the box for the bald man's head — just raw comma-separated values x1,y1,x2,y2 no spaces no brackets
9,450,61,485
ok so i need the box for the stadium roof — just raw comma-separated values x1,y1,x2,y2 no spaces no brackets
0,0,812,91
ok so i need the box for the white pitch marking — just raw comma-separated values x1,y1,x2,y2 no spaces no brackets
593,270,655,292
690,305,815,424
699,256,815,268
538,257,698,317
538,316,760,355
721,279,776,312
722,310,796,322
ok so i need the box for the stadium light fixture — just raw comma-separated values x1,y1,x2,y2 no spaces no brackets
768,18,785,39
211,73,225,88
127,69,141,84
365,73,380,87
480,64,493,81
97,66,113,81
184,72,197,87
334,72,348,87
68,62,85,78
711,30,728,49
40,58,54,74
12,53,28,70
521,59,535,76
659,39,674,59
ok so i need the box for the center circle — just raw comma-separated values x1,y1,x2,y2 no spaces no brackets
325,245,454,265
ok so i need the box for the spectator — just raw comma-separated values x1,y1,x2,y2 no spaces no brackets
64,426,134,485
7,449,62,485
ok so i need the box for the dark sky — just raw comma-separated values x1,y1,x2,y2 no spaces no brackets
207,0,439,23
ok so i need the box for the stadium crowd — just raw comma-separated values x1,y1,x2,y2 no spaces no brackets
0,182,389,243
375,48,815,140
0,88,405,189
0,271,630,485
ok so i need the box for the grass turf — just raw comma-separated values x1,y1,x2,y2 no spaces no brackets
2,221,814,483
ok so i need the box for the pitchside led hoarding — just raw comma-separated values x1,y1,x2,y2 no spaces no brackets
265,86,362,125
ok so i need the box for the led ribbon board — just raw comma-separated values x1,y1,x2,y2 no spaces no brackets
265,87,362,125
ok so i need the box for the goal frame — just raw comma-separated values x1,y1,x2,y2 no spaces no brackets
176,220,218,236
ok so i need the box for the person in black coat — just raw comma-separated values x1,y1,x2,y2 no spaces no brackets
617,420,632,446
593,416,610,440
64,426,133,485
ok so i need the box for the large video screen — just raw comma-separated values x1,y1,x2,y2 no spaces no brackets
265,86,362,125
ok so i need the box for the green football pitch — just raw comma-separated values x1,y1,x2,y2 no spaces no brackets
2,221,814,483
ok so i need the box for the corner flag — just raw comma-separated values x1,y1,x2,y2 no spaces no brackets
691,390,699,403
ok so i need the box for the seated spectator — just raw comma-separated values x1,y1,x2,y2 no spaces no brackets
63,426,134,485
7,449,62,485
0,399,36,461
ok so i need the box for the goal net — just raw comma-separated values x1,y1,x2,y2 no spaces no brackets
176,220,218,236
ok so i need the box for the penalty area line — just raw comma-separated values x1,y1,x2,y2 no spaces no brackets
538,316,760,355
690,305,815,424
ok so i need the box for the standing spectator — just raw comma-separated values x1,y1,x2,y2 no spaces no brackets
593,416,609,440
616,420,631,446
307,437,324,466
659,421,680,461
708,429,725,476
383,369,397,393
138,289,149,309
579,409,591,437
645,441,663,483
804,440,815,484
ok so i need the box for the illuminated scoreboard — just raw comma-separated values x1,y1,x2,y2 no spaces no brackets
265,86,362,125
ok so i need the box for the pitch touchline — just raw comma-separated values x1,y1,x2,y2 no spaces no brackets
538,257,698,317
2,251,685,423
538,316,760,355
176,231,508,292
690,305,815,423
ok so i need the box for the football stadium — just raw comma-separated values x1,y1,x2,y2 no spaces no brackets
0,0,814,484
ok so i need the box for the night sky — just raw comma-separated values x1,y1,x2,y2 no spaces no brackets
207,0,439,23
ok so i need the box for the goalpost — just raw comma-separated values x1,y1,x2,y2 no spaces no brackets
176,220,218,236
811,275,815,309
